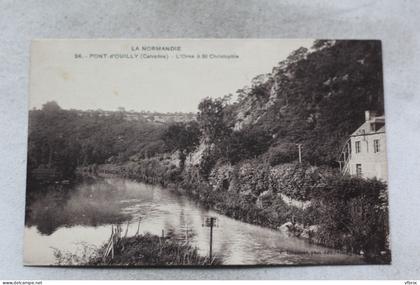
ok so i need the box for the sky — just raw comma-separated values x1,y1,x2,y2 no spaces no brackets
30,39,314,113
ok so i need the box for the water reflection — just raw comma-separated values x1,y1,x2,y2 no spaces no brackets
24,177,363,265
25,178,137,235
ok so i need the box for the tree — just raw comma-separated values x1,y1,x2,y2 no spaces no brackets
27,105,169,184
197,97,231,144
221,129,272,164
162,121,201,168
42,101,61,112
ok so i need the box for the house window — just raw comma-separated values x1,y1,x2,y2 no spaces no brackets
355,141,361,153
356,164,362,177
374,139,380,153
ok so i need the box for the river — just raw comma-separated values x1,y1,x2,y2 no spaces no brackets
24,177,363,266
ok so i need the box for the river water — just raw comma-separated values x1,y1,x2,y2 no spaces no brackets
24,177,363,266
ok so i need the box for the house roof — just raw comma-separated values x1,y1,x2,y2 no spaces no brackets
352,115,385,136
377,126,385,132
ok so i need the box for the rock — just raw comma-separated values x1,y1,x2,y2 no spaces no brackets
300,229,310,239
299,225,320,239
308,225,320,233
278,222,309,237
278,222,294,235
279,193,311,210
294,223,304,231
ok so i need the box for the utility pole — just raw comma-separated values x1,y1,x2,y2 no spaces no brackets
135,218,141,236
297,144,303,164
209,218,214,260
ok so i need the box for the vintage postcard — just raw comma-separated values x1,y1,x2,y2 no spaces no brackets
24,39,390,266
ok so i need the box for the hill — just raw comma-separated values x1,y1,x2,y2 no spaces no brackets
196,40,384,167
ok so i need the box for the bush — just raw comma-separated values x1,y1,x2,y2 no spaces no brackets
199,147,219,181
268,143,298,166
309,175,389,260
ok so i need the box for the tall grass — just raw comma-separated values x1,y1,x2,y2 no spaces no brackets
53,233,220,266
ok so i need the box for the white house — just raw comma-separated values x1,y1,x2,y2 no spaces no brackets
339,111,387,182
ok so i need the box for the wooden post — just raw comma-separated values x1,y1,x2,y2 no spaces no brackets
124,221,130,238
202,216,217,261
209,217,215,260
111,230,114,259
159,229,164,257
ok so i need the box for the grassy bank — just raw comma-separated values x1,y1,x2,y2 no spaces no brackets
54,233,219,266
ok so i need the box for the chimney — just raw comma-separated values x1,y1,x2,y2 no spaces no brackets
365,110,376,122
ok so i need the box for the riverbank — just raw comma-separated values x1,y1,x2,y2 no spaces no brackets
54,233,220,266
78,159,391,264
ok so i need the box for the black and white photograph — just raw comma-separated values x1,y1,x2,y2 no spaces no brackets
24,39,390,267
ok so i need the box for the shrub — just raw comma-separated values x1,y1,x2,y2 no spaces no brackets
199,147,219,181
56,233,220,266
268,143,298,166
309,175,389,260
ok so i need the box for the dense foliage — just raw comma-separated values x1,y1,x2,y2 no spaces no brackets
27,102,167,181
256,40,383,165
308,176,390,262
162,121,201,168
